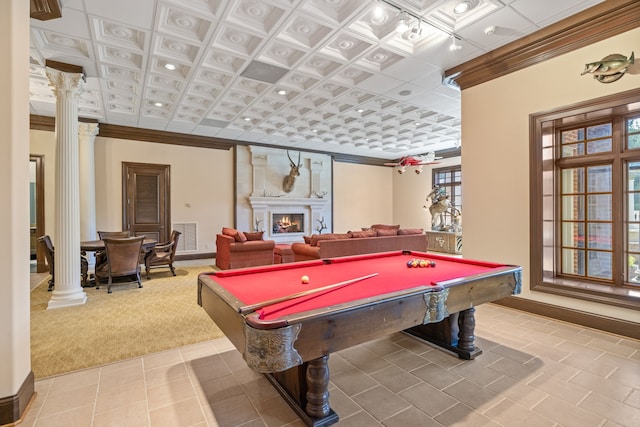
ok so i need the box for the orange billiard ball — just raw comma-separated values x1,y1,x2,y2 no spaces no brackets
301,275,310,284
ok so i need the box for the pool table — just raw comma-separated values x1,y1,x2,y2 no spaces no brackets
197,251,521,426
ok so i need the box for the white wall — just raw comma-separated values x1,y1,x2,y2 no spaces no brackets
30,134,432,252
1,0,31,400
333,162,395,232
393,156,461,231
31,131,235,254
462,27,640,322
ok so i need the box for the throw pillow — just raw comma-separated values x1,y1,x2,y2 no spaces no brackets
221,227,247,242
222,227,237,237
371,224,400,231
244,231,264,241
348,229,377,238
398,228,424,235
303,236,312,244
376,228,398,236
311,233,350,246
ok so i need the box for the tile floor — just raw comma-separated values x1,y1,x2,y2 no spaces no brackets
20,302,640,427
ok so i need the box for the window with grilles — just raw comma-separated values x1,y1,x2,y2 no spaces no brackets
531,89,640,308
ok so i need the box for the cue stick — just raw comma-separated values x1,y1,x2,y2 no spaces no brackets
238,272,379,315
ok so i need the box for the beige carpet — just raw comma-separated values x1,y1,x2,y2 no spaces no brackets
31,265,224,379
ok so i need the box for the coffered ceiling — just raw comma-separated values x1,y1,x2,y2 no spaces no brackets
29,0,603,160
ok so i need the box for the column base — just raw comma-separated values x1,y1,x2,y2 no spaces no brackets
47,289,87,309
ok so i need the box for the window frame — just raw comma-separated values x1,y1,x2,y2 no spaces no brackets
432,165,462,227
530,88,640,310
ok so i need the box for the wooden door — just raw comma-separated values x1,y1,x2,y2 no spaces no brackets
122,162,171,243
31,154,46,272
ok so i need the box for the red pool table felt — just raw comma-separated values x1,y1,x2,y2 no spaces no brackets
209,251,505,321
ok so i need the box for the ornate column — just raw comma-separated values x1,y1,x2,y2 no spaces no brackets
46,67,87,308
78,122,99,266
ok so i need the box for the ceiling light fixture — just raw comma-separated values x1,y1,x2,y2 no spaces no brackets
277,89,287,95
378,0,462,48
395,11,409,33
453,1,472,14
164,63,177,71
373,0,384,18
449,35,462,51
154,102,163,107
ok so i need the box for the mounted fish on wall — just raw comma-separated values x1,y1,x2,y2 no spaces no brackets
581,52,635,83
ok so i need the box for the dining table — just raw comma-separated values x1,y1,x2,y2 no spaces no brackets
80,238,157,286
80,238,157,253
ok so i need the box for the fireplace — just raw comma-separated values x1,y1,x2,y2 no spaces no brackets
272,213,304,234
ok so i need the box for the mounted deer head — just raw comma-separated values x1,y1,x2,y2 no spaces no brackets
282,150,301,193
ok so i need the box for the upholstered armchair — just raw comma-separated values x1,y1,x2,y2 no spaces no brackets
95,231,131,269
144,230,181,279
95,236,144,293
37,235,88,290
215,228,275,270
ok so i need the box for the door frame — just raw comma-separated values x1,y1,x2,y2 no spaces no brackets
31,154,46,272
122,162,171,242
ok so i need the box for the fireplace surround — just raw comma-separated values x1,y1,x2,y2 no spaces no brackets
236,146,333,243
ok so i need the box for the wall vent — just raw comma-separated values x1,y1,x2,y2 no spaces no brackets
173,222,197,252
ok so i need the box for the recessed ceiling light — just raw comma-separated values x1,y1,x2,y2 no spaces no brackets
244,117,251,121
154,102,163,107
357,108,364,113
373,1,384,19
164,63,177,71
277,89,287,95
453,1,472,14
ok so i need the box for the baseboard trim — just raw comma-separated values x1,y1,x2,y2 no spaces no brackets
494,297,640,340
0,371,34,426
175,252,215,262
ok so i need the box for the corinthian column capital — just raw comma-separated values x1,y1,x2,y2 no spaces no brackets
45,67,85,98
78,122,99,138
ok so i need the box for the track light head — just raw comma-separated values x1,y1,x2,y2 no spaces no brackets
449,36,462,51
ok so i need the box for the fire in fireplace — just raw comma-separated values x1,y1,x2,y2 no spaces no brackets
272,213,304,234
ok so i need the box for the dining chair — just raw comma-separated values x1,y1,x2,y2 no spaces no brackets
95,230,131,270
144,230,181,279
95,236,144,293
37,235,89,290
97,231,131,239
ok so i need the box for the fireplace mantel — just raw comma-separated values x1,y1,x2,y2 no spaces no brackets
248,197,328,209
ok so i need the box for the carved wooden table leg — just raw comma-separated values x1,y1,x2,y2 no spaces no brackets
306,355,330,418
458,307,481,359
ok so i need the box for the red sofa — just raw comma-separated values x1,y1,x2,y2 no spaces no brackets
290,228,426,261
215,229,275,270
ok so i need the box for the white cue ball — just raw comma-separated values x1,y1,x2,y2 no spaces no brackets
301,275,310,284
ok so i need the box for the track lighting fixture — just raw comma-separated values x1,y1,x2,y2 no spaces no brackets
378,0,465,50
395,11,409,33
449,35,462,51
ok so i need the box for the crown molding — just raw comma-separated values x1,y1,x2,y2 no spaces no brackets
444,0,640,90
